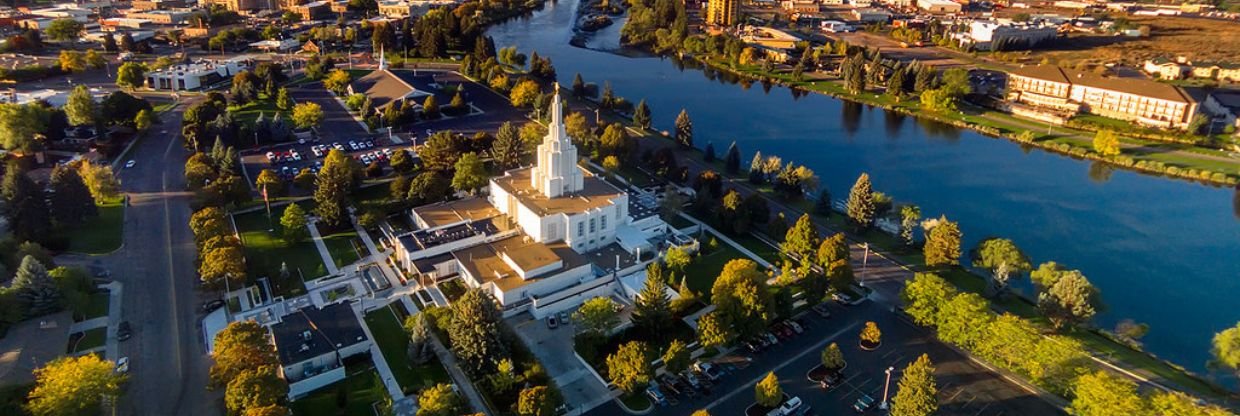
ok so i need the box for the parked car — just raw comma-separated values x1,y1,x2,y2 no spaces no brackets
819,371,843,391
646,386,668,406
546,315,558,329
124,160,136,168
693,361,724,382
117,321,132,341
786,320,804,334
202,299,226,313
115,357,129,373
767,396,806,416
853,393,876,412
558,310,570,324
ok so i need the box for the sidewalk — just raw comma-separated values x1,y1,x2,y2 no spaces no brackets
350,304,406,405
103,281,123,362
676,212,773,268
307,219,340,276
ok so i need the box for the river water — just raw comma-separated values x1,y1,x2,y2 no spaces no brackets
487,0,1240,380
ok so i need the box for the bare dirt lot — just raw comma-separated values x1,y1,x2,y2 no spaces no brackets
1023,15,1240,67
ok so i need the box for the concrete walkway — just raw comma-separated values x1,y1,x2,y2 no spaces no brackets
103,281,123,362
350,304,406,404
307,220,340,276
70,317,108,333
352,220,406,289
676,212,773,268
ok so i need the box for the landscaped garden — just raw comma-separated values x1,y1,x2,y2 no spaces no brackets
362,304,450,395
289,361,391,416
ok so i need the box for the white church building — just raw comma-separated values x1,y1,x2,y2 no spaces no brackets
384,85,691,317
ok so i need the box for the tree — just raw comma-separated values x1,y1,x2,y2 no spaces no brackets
923,216,961,268
493,121,524,169
510,79,541,108
390,148,417,174
575,296,620,335
231,71,260,104
225,366,286,415
972,238,1031,296
755,372,782,408
45,18,84,41
599,123,630,158
1069,371,1145,416
633,99,651,129
1148,391,1232,416
63,86,96,127
276,87,293,111
1213,321,1240,377
1038,271,1099,329
517,386,557,416
899,205,921,247
3,161,50,242
846,173,876,230
607,341,652,395
291,102,324,129
199,243,246,288
244,406,290,416
900,273,957,327
404,312,433,365
448,289,508,375
210,321,279,389
280,203,308,244
322,69,351,94
103,33,118,52
58,50,85,73
697,311,732,349
49,164,97,226
314,149,354,228
12,256,61,317
452,152,487,194
660,339,691,375
84,49,105,69
819,343,846,371
0,103,51,152
890,354,938,416
936,292,992,348
116,62,147,90
26,354,125,416
135,109,155,131
674,109,693,148
1092,130,1121,157
782,214,820,274
255,169,283,197
663,246,691,273
711,259,774,338
724,142,741,174
633,272,672,334
417,383,463,416
860,321,881,346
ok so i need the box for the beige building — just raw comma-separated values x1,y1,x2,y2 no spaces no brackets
706,0,737,26
1007,65,1200,130
780,0,819,13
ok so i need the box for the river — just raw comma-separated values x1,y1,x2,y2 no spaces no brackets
487,0,1240,381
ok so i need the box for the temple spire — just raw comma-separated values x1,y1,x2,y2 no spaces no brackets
550,82,563,131
378,45,386,70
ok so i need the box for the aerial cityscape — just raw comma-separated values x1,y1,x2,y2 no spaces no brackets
0,0,1236,414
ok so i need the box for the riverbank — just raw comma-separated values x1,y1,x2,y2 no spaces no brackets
686,54,1240,187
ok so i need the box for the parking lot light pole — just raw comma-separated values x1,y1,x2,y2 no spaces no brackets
879,366,894,410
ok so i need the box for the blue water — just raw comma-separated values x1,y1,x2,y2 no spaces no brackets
488,0,1240,381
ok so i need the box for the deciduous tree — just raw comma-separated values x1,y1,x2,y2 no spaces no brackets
1212,321,1240,377
972,238,1031,296
711,259,773,338
116,62,147,90
49,164,97,226
574,296,620,335
1068,371,1144,416
210,321,279,389
899,205,921,247
697,311,731,349
674,109,693,148
755,372,782,408
923,216,961,268
1092,130,1121,157
936,292,992,349
291,102,323,129
1037,271,1100,329
64,85,96,126
517,386,557,416
27,354,125,416
510,79,541,108
860,321,881,346
225,365,286,414
821,342,845,369
607,341,651,395
280,203,308,244
900,273,957,327
451,152,487,194
417,383,463,416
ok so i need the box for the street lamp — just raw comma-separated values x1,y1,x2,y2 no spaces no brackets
879,366,894,410
859,242,870,288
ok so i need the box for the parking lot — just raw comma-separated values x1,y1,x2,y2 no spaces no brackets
584,300,1064,416
240,134,412,188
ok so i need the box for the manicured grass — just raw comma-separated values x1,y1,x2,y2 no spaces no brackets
228,96,284,126
81,292,110,320
69,327,106,353
681,239,747,303
62,198,125,254
668,214,695,229
318,224,364,269
290,363,391,416
234,207,326,296
363,306,450,395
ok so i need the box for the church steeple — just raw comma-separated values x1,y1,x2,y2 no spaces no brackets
378,45,387,70
531,83,583,198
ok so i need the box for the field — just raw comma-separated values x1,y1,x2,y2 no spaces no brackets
233,205,326,297
1022,15,1240,68
362,305,450,395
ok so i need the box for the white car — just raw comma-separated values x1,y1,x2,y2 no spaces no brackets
115,357,130,373
124,160,136,168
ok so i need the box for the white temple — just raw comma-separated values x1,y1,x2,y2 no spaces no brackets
383,83,687,317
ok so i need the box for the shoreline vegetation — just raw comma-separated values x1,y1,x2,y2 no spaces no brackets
601,0,1240,188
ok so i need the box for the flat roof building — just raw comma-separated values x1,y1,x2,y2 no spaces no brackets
706,0,737,26
1007,65,1201,130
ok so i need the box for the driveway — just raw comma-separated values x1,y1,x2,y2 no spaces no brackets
288,85,371,140
508,313,614,415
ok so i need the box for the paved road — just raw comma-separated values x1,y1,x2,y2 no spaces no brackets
586,301,1063,416
78,99,220,416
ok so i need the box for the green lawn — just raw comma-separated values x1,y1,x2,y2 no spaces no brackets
682,239,748,303
69,327,106,353
62,198,125,255
290,363,391,416
80,292,110,321
318,224,364,269
437,279,466,302
228,96,284,127
234,207,326,297
362,305,450,395
620,393,652,412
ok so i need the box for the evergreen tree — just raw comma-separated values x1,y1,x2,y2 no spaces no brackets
846,173,876,230
674,109,693,148
890,354,938,416
49,164,98,227
748,152,764,184
633,99,651,130
813,189,832,216
703,141,715,163
313,149,354,228
12,256,61,317
2,162,51,242
923,216,962,268
572,73,586,97
103,33,117,52
632,272,672,335
724,142,741,174
493,121,524,169
449,289,509,376
914,64,935,93
887,66,907,98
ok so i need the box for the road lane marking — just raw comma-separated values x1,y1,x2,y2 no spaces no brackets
703,321,861,412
